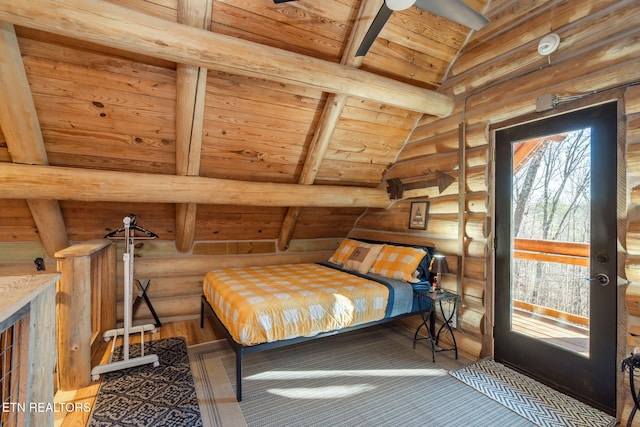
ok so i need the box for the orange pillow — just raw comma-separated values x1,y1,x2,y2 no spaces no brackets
369,245,426,283
328,239,361,265
343,243,384,274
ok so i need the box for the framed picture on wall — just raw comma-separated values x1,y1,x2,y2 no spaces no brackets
408,201,429,230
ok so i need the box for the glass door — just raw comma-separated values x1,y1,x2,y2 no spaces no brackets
494,103,617,414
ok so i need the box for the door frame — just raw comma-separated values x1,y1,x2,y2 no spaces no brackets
486,91,627,416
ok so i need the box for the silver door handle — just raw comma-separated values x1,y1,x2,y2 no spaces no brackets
582,273,610,286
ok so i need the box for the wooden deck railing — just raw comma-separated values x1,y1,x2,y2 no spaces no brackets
512,237,590,327
512,299,589,327
513,238,589,266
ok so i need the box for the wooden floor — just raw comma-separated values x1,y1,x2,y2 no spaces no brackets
512,309,589,355
55,317,225,427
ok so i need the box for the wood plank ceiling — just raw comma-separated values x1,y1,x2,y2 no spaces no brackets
0,0,487,254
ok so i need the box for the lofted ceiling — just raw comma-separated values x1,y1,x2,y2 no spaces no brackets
0,0,489,253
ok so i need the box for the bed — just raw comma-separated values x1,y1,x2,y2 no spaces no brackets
200,239,435,401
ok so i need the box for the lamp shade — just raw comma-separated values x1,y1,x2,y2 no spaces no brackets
385,0,416,11
429,254,449,274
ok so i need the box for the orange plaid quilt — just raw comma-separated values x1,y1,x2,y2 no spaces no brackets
203,263,390,346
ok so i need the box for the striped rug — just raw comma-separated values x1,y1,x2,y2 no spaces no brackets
188,340,246,427
190,327,536,427
449,358,616,427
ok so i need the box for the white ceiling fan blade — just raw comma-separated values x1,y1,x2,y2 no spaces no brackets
414,0,489,30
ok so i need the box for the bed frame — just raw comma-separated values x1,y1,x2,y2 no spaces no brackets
200,295,421,401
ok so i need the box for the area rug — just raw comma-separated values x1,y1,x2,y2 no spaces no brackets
88,337,203,427
193,326,536,426
449,358,616,427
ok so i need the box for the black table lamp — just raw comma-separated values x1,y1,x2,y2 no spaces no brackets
429,254,448,293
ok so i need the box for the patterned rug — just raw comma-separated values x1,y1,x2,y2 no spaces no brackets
449,358,616,427
88,337,203,427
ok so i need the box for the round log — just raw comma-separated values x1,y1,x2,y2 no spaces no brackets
462,277,486,301
626,283,640,317
464,257,487,281
466,239,488,258
466,191,489,214
0,163,391,208
460,307,484,335
465,215,490,239
134,251,333,278
399,129,459,162
466,167,488,192
466,146,489,169
627,220,640,256
465,123,489,148
453,332,483,359
625,256,640,283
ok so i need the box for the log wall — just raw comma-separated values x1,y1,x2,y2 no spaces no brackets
0,237,338,327
624,84,640,425
356,2,640,410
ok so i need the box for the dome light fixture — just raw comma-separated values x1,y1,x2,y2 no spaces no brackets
385,0,416,11
538,33,561,56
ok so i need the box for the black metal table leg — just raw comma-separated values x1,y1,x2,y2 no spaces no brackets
413,290,436,362
413,287,459,362
435,298,459,359
623,356,640,427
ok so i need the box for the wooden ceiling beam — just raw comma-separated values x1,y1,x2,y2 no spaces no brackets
0,22,68,257
0,0,454,117
175,0,212,253
0,164,392,209
277,0,384,251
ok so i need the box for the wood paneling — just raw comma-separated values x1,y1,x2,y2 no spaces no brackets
211,0,354,62
0,23,69,257
194,205,285,240
0,200,39,242
1,0,474,271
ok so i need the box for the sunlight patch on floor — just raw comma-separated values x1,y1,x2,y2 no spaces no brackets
246,368,447,380
266,384,377,399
